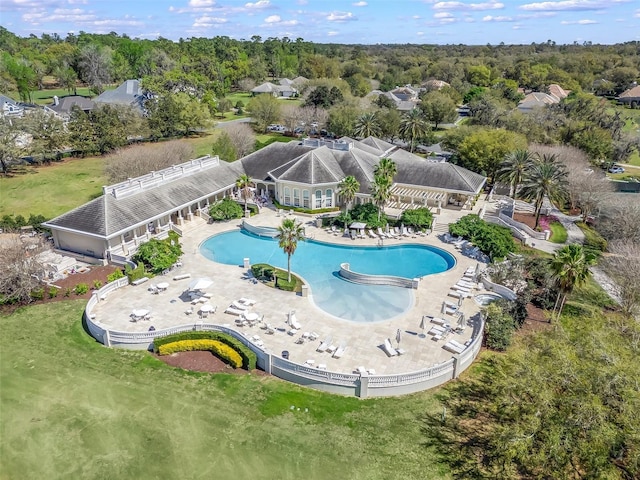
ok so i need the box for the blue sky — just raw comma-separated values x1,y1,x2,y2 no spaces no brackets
2,0,639,45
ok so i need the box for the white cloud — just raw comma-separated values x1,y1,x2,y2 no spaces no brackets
245,0,270,8
434,12,453,18
353,1,367,6
327,11,357,22
416,31,425,35
412,15,421,19
633,9,640,17
189,0,215,6
264,14,280,23
92,19,144,27
327,30,339,36
560,18,598,24
193,15,227,27
433,1,504,10
483,15,514,21
520,1,629,12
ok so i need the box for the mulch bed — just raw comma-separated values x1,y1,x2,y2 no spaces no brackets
153,350,268,376
512,212,538,230
517,303,552,336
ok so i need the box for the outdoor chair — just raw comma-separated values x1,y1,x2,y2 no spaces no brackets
382,338,398,357
225,306,245,316
316,337,331,352
332,343,347,358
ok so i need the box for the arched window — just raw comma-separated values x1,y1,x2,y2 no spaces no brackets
325,188,333,207
284,187,291,205
315,189,322,208
302,190,310,209
293,188,300,207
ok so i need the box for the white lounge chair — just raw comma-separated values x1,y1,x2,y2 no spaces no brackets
377,227,388,238
333,343,347,358
317,337,332,352
289,313,302,330
231,301,249,310
431,317,447,326
448,290,466,299
238,297,256,306
225,306,245,316
382,338,398,357
368,229,378,239
326,343,338,354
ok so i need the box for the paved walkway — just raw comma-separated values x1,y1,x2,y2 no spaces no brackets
91,205,490,375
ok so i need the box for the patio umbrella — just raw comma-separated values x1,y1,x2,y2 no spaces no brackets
396,328,402,348
188,277,213,291
419,316,427,338
457,313,466,328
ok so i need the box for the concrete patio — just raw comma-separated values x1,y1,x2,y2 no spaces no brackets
90,205,490,375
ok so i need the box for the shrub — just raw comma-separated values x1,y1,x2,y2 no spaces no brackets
576,222,607,258
483,303,515,351
125,262,146,283
209,198,243,221
251,263,274,280
158,339,243,368
274,271,296,291
449,214,516,260
107,269,125,283
93,280,103,289
64,287,72,297
153,331,257,370
74,283,89,295
350,202,386,229
132,237,182,275
48,287,59,299
30,288,45,301
400,207,433,229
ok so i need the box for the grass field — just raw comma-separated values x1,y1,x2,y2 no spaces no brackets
548,221,568,243
0,301,450,480
0,156,106,219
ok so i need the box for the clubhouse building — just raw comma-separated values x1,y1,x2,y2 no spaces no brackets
44,136,486,264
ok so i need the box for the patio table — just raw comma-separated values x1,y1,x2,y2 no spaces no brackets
156,282,169,291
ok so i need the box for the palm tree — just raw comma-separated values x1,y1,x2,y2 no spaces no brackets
519,154,568,228
277,218,306,282
337,175,360,214
399,109,429,153
549,244,596,321
353,112,382,139
496,149,534,199
374,157,397,183
371,174,392,221
235,174,253,216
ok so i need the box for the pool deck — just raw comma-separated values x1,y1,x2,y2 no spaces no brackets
91,206,490,375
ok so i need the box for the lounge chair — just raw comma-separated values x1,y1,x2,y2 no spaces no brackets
230,301,249,310
308,331,319,341
368,229,378,239
355,366,367,374
407,227,416,237
350,230,357,240
289,313,302,330
326,343,338,354
184,306,194,315
377,227,388,238
382,338,398,357
317,337,332,352
448,289,467,299
238,297,256,305
225,306,245,316
431,317,447,326
401,227,410,237
386,229,397,238
332,343,346,358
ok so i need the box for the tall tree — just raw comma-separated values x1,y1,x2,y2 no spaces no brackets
247,94,281,132
277,218,305,282
353,111,381,139
78,44,112,94
371,174,392,222
374,157,397,183
22,110,67,163
549,244,595,321
457,128,528,181
337,175,360,213
399,109,429,153
420,91,457,129
519,154,569,228
0,116,24,175
235,174,253,216
496,149,534,198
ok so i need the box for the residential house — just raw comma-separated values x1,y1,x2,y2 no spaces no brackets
617,85,640,108
517,83,569,113
44,136,486,263
93,79,149,114
47,95,95,121
0,94,24,117
421,79,450,91
251,82,298,98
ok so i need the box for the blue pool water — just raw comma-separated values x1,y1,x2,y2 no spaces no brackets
200,230,456,322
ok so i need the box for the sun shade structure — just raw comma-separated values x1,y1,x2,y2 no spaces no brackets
188,278,213,291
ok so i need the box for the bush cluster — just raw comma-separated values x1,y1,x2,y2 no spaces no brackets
0,213,48,232
125,262,146,283
272,199,339,215
107,269,125,283
576,222,607,258
153,331,256,370
449,214,516,260
158,339,243,368
132,234,182,275
400,207,433,230
483,303,516,351
208,198,243,221
74,283,89,295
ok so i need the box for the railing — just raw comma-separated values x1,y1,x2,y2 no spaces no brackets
170,224,183,236
241,220,279,238
484,215,528,242
498,211,548,240
479,275,518,301
339,263,419,289
84,277,486,397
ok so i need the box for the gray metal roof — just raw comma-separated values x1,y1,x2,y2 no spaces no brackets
94,80,146,110
45,159,243,238
239,142,313,181
49,96,95,114
269,147,344,184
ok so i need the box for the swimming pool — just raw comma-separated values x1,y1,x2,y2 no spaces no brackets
200,230,455,322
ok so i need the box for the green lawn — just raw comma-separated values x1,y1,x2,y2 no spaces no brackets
0,300,450,480
548,221,568,243
0,156,106,219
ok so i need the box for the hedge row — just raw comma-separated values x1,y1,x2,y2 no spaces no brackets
153,331,257,370
158,339,243,368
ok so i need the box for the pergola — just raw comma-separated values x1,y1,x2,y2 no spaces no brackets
389,185,447,209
